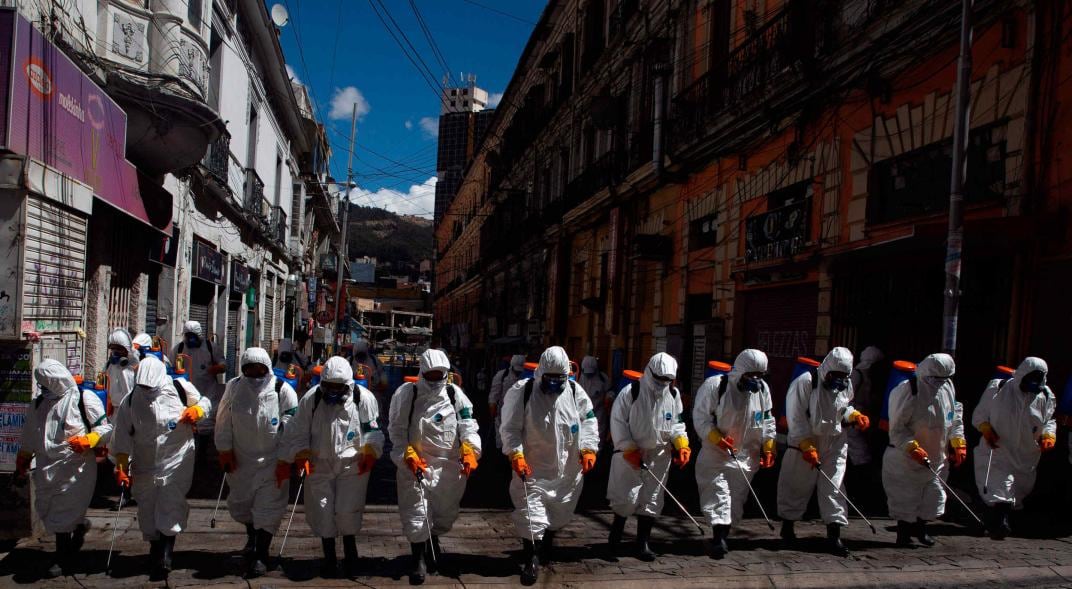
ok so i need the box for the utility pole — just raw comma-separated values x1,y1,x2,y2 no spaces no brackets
942,0,973,356
335,103,357,343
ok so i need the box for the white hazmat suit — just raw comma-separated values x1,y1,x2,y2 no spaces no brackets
110,356,210,539
19,360,112,533
214,347,299,533
490,355,525,448
881,353,965,523
607,353,688,517
972,357,1056,507
500,347,599,540
278,357,384,538
171,320,224,432
693,349,777,527
848,346,882,466
777,347,858,526
579,356,612,441
106,328,139,414
389,349,481,543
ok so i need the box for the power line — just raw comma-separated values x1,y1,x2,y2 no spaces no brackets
460,0,537,25
409,0,455,87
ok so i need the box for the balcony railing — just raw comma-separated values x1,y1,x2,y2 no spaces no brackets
270,206,288,243
203,132,230,181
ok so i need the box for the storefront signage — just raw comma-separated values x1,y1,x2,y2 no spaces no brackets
230,262,250,294
193,241,223,284
744,199,809,263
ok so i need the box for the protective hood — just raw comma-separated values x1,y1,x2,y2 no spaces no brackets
917,353,956,379
509,354,526,372
418,349,451,394
535,346,570,382
856,346,883,370
34,359,77,400
322,356,355,387
730,349,768,379
241,347,273,372
132,332,153,350
182,321,203,337
277,339,294,354
581,355,599,375
1012,356,1047,389
819,347,854,380
135,356,170,390
108,328,136,358
642,352,677,396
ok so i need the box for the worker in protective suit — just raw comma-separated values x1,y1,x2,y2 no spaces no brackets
133,333,170,366
278,356,384,578
489,355,526,449
500,346,598,585
606,353,689,561
274,339,308,372
214,347,299,577
693,349,777,559
16,360,111,578
882,353,966,547
109,356,210,581
578,356,612,444
106,328,139,413
972,357,1056,540
389,349,481,584
848,346,882,467
777,347,870,556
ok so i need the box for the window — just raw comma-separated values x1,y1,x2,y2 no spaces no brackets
188,0,203,32
463,100,468,108
571,261,587,315
462,88,468,95
689,213,717,250
450,100,456,107
207,26,224,109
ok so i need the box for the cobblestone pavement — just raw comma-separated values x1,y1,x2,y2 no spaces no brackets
2,498,1072,588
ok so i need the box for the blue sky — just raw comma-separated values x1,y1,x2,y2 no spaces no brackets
274,0,546,218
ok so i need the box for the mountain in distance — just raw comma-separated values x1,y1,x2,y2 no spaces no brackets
346,204,432,282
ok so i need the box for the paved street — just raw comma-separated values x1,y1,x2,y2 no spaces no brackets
2,498,1072,588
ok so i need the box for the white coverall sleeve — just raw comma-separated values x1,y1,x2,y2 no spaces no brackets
279,382,299,426
211,342,224,366
692,377,718,440
358,389,385,456
575,383,599,452
387,384,411,467
610,385,636,451
887,383,916,451
177,379,210,414
82,390,112,442
278,392,313,462
971,384,996,431
1043,390,1057,440
454,388,482,457
500,380,526,456
214,381,235,452
761,388,776,443
670,390,688,441
109,398,133,458
948,395,965,442
489,371,504,407
785,378,810,446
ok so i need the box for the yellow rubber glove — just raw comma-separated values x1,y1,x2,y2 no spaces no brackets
707,428,736,452
180,405,205,424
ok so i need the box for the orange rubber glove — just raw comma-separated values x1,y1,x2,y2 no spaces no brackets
460,442,478,476
67,435,93,454
208,363,227,376
849,411,871,431
579,450,597,474
799,439,820,467
907,441,929,466
15,452,31,478
115,456,132,488
404,446,428,477
295,456,314,477
708,428,736,453
275,461,291,487
218,450,237,473
488,404,497,419
510,452,533,478
978,422,1000,449
950,445,967,467
673,447,692,468
1040,435,1056,452
357,445,378,475
179,405,205,424
623,448,644,470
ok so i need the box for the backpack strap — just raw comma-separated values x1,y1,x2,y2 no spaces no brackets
77,391,92,433
523,379,535,407
712,375,729,425
176,341,184,356
172,379,188,406
909,375,919,396
34,395,45,410
810,367,820,391
630,381,640,403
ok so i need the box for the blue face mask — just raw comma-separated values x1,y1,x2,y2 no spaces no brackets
279,352,294,364
321,384,349,405
138,349,148,360
109,353,122,365
825,375,849,392
185,335,201,349
738,376,763,393
541,375,567,395
1020,373,1046,394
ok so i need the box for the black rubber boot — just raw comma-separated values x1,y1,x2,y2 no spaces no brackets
161,534,175,575
425,535,440,574
635,516,657,562
246,529,272,578
243,523,256,556
409,541,427,585
711,525,729,559
827,523,849,556
71,523,88,554
990,504,1012,540
520,539,539,586
148,539,166,581
342,535,359,578
608,515,627,554
320,538,338,578
781,520,797,544
538,530,555,565
45,533,68,578
895,520,914,546
915,519,935,547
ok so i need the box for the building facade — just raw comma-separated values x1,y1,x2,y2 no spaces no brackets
433,0,1071,415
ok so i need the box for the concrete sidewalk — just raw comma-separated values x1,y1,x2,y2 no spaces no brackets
2,500,1072,587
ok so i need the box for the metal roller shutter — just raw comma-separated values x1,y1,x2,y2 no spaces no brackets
262,279,275,349
226,302,239,379
23,196,87,332
742,283,819,417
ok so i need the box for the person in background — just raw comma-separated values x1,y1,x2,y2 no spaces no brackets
490,355,526,450
106,329,140,413
846,345,883,512
578,356,612,445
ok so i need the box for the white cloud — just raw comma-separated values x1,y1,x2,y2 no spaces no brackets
329,86,370,120
285,64,300,84
404,119,413,130
419,116,438,139
349,176,437,219
487,92,503,108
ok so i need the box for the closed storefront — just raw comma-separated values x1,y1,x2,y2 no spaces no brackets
190,240,223,340
742,283,818,414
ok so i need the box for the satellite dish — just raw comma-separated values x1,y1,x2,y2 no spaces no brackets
270,4,289,27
